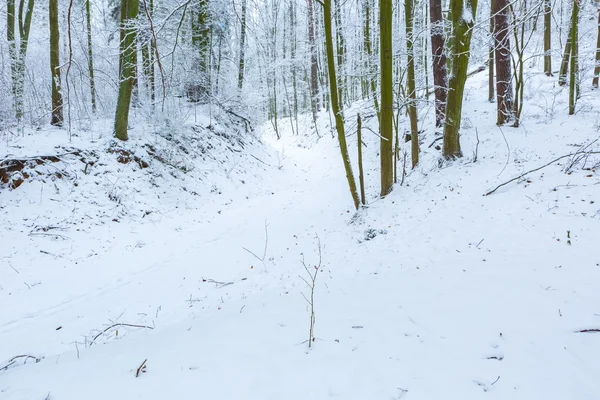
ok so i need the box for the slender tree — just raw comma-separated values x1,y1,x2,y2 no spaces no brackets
543,0,552,75
443,0,478,159
7,0,35,121
323,0,360,208
85,0,97,111
593,6,600,88
238,0,247,89
114,0,139,141
492,0,513,125
380,0,393,194
308,0,320,118
405,0,419,167
568,0,579,115
430,0,447,126
49,0,63,125
559,23,573,86
488,12,495,102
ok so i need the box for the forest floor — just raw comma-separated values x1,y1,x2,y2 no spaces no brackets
1,71,600,399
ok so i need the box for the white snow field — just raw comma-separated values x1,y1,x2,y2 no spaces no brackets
1,71,600,399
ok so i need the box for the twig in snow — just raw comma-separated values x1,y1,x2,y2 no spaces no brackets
428,136,443,148
136,359,148,377
484,151,600,196
242,220,269,267
473,128,480,163
299,235,323,349
491,376,501,385
1,355,41,371
204,278,234,288
576,328,600,333
90,323,154,345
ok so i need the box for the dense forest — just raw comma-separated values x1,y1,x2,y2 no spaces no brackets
2,0,599,199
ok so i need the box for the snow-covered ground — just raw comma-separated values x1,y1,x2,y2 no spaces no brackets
2,69,600,399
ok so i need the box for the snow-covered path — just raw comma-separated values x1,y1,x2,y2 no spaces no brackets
2,113,600,399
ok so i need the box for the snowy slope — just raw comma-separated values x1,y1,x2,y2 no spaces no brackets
2,73,600,399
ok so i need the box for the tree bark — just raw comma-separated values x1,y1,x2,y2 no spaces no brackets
488,9,495,102
543,0,552,76
8,0,34,121
593,7,600,88
238,0,247,89
405,0,419,167
380,0,393,194
429,0,447,127
114,0,138,141
308,0,320,118
85,0,97,111
49,0,63,126
323,0,360,209
568,0,579,115
559,22,572,86
443,0,478,159
492,0,513,125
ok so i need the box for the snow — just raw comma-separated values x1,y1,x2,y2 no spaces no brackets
2,62,600,400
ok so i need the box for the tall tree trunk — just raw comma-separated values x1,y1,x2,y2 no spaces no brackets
488,9,495,102
290,0,298,133
188,0,210,102
559,22,572,86
114,0,138,141
324,0,360,209
443,0,478,159
364,0,380,119
49,0,63,125
7,0,16,117
333,0,345,106
568,0,578,115
308,0,319,118
85,0,97,111
380,0,393,195
429,0,447,127
405,0,419,167
543,0,552,76
492,0,513,125
8,0,34,121
238,0,247,89
592,7,600,88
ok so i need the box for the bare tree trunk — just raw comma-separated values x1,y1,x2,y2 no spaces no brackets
114,0,138,141
357,113,366,205
85,0,97,111
568,0,579,115
8,0,35,122
308,0,320,118
593,7,600,88
443,0,478,159
238,0,247,89
429,0,447,127
49,0,63,125
559,22,572,86
405,0,419,167
544,0,552,76
489,10,495,102
324,0,360,209
380,0,393,194
492,0,513,125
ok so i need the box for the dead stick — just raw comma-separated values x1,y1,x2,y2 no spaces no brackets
484,151,600,196
136,359,147,377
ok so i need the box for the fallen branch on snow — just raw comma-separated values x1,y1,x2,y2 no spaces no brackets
484,151,600,196
90,323,154,345
0,354,42,371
